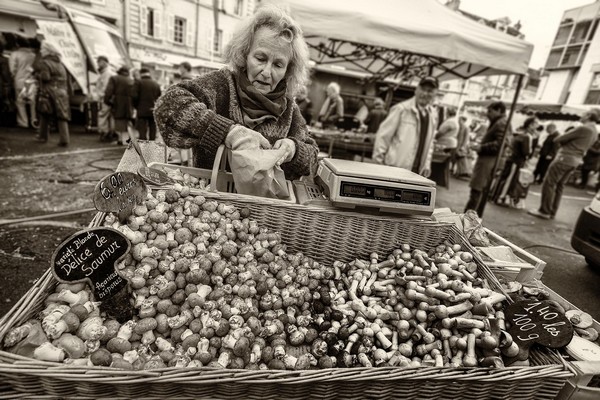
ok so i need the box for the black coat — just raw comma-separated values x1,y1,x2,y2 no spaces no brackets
104,73,133,120
35,54,71,121
132,76,161,118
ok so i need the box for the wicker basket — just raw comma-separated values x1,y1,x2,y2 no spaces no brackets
0,190,574,399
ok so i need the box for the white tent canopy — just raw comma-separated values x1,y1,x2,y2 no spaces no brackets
267,0,533,80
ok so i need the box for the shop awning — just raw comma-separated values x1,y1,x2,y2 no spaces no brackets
129,47,225,70
266,0,533,81
463,100,588,121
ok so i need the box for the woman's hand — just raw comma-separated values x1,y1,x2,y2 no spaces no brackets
273,138,296,166
225,125,271,150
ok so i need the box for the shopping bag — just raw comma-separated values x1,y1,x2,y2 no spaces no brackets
229,147,290,199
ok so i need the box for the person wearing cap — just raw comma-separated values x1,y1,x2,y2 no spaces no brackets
95,55,116,142
373,76,439,177
529,109,600,219
132,68,161,140
178,61,194,81
104,66,133,145
33,41,71,146
464,101,510,213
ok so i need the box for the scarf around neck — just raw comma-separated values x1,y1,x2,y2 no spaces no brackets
235,71,287,123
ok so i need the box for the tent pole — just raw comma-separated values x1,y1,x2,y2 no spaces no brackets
476,74,524,217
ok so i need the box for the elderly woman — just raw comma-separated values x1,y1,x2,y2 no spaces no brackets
154,6,318,180
34,41,70,146
317,82,344,127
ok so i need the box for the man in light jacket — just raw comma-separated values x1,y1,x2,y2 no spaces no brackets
95,56,115,142
9,37,35,128
373,76,439,177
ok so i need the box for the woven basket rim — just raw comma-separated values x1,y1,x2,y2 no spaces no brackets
0,191,573,395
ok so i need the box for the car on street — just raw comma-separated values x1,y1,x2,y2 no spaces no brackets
571,190,600,268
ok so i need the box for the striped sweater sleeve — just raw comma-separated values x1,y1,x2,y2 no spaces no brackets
154,73,234,153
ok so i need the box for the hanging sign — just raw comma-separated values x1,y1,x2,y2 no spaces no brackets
36,20,88,94
93,172,147,222
51,227,132,321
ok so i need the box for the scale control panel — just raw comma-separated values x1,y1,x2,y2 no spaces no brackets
340,182,431,206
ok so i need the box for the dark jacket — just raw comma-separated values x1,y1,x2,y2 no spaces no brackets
582,137,600,171
296,97,312,125
34,54,70,121
0,54,13,111
105,71,133,120
478,115,509,157
539,131,559,159
132,76,161,118
365,106,388,133
154,68,318,180
508,132,533,167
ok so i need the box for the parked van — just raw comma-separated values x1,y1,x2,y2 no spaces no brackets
571,191,600,268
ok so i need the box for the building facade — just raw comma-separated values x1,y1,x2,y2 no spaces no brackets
58,0,255,86
536,1,600,105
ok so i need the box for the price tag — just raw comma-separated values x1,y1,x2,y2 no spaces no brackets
505,299,574,364
93,172,146,222
51,227,133,322
138,166,175,186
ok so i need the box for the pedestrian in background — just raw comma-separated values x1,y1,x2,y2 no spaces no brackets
435,108,459,151
453,115,470,177
493,116,538,208
317,82,344,127
533,123,560,184
132,68,161,140
578,134,600,189
464,101,510,213
94,55,115,142
364,97,387,133
0,41,14,123
295,85,312,125
104,66,133,145
373,76,439,177
178,62,194,81
9,36,35,128
529,109,600,220
34,42,71,146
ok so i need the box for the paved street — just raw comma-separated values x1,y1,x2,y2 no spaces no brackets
0,125,599,321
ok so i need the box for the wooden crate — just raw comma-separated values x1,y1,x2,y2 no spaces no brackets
483,228,546,283
546,285,600,400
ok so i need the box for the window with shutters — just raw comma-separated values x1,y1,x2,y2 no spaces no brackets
174,17,186,44
585,73,600,105
234,0,244,16
213,29,223,54
147,8,155,37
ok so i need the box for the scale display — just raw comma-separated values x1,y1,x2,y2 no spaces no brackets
340,182,431,206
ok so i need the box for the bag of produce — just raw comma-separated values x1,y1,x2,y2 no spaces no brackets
229,147,290,199
462,210,490,247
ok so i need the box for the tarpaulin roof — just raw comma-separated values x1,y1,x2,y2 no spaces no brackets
267,0,533,81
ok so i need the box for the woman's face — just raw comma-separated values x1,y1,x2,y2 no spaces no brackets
246,27,292,94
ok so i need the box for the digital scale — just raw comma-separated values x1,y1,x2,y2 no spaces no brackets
306,158,436,216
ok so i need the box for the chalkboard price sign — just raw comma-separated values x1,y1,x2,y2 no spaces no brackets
93,172,146,222
51,227,133,321
138,166,175,186
505,299,574,364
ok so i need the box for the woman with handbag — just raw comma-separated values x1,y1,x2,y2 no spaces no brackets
33,41,70,146
492,116,539,208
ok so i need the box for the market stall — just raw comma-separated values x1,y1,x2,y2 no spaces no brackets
0,141,598,399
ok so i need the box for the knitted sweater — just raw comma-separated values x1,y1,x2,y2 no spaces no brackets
154,68,318,180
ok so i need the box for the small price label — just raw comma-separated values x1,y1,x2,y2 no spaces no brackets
505,299,574,363
138,166,175,186
51,227,133,321
93,172,146,221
